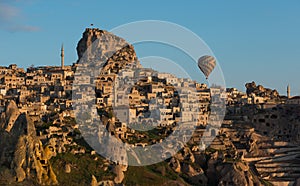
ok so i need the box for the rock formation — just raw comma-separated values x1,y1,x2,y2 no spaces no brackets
246,81,279,98
0,100,57,185
169,157,181,173
91,175,98,186
76,28,106,60
112,164,128,184
64,163,71,173
181,163,207,185
76,28,141,72
217,162,261,186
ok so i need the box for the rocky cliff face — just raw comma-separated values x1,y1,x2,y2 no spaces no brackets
0,101,57,185
204,150,262,186
76,28,141,73
76,28,106,61
217,162,261,186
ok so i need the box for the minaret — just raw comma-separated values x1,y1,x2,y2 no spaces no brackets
61,44,64,69
287,84,291,99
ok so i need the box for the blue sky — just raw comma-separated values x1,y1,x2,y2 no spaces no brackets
0,0,299,95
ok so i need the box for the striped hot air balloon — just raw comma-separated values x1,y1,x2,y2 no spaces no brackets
198,55,216,79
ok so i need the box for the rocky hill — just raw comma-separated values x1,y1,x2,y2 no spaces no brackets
246,81,279,99
76,28,141,72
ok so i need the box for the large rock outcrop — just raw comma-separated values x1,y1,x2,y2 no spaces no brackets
217,162,262,186
76,28,106,61
112,164,128,184
0,100,57,185
245,81,279,99
76,28,141,73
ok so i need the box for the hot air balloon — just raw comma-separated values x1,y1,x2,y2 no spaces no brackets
198,55,216,79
